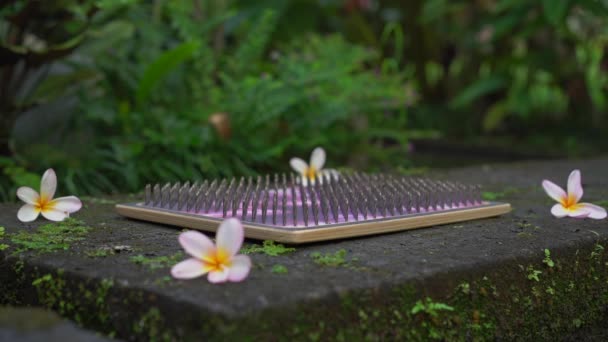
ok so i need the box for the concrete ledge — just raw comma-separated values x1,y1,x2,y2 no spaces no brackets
1,158,608,340
0,306,110,342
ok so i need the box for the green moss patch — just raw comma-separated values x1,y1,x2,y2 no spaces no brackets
543,249,555,268
132,307,171,341
28,271,115,327
10,218,90,253
3,241,608,341
411,298,455,317
0,226,8,251
310,249,348,267
130,253,184,270
2,264,172,341
211,243,608,341
482,187,519,201
240,240,295,256
271,264,288,274
86,245,133,258
86,248,114,258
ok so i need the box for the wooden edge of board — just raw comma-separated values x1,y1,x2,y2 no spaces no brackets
115,202,511,244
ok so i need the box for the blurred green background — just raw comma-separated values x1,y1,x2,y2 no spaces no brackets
1,0,607,200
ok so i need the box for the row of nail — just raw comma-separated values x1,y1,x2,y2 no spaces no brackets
143,173,482,226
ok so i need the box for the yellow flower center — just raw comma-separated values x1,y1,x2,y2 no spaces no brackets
203,248,231,272
35,196,55,213
305,167,317,180
561,195,579,211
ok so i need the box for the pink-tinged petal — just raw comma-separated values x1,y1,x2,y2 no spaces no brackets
178,231,215,259
40,209,69,222
227,255,251,282
40,169,57,200
290,158,308,174
50,196,82,214
309,147,326,170
171,258,207,279
208,268,230,283
550,204,568,218
542,180,567,204
17,204,40,222
578,203,607,220
567,169,583,203
216,218,244,257
16,187,40,205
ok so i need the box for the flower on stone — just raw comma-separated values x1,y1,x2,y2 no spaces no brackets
16,169,82,222
171,218,251,283
290,147,337,186
542,169,606,219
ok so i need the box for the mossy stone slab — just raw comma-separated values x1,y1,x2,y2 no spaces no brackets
1,158,608,340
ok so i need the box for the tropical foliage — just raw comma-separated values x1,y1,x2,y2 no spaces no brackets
1,0,607,200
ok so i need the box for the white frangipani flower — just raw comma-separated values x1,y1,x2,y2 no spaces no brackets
171,218,251,283
16,169,82,222
542,169,606,219
289,147,337,186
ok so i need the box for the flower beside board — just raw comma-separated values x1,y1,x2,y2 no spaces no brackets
542,169,606,220
16,169,82,222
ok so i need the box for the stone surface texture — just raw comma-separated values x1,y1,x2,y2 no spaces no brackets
0,307,110,342
1,157,607,340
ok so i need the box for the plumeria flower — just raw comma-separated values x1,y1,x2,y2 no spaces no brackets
171,218,251,283
290,147,338,186
542,169,606,219
16,169,82,222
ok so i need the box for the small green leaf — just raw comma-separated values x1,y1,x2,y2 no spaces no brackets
450,77,506,109
31,69,100,102
420,0,449,24
136,40,201,106
542,0,570,26
543,249,555,268
482,101,508,132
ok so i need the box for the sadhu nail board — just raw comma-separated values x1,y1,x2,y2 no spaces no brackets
115,172,511,244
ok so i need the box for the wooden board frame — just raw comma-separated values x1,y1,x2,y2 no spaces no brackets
115,202,511,244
